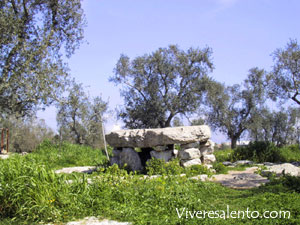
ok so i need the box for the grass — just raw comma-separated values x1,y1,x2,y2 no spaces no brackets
0,141,299,224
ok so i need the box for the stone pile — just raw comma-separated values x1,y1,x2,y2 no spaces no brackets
105,125,216,171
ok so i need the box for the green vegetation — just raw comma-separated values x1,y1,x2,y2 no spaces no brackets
214,142,300,163
145,158,212,177
1,142,300,224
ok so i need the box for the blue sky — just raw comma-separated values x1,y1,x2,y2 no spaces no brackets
38,0,300,143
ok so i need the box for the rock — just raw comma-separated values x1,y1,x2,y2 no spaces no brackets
178,148,201,160
63,217,131,225
173,149,178,157
222,161,233,166
0,154,10,160
190,174,208,181
202,154,216,164
119,148,143,171
261,163,300,177
180,142,199,150
150,150,174,162
110,156,120,166
153,144,174,151
264,162,276,166
210,167,269,189
181,158,202,167
235,160,254,166
106,125,211,148
55,166,96,174
112,149,122,157
199,146,214,155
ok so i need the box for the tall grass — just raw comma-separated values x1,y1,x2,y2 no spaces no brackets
0,142,300,224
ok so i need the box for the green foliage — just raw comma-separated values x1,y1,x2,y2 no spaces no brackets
232,141,282,163
56,81,108,148
145,158,183,176
278,144,300,162
184,164,213,177
0,0,85,116
249,107,300,146
1,143,300,224
214,148,234,162
205,68,267,149
213,162,228,174
0,116,54,153
110,45,214,128
29,140,108,170
268,39,300,105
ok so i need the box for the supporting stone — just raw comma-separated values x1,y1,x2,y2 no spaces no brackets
181,158,202,167
201,154,216,164
180,142,199,150
150,150,174,162
114,147,143,171
178,148,201,160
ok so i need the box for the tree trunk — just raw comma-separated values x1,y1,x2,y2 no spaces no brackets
231,136,238,149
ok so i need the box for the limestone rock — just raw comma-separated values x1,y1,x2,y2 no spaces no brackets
112,149,122,157
181,158,202,167
235,160,254,166
261,163,300,177
150,150,174,162
180,142,199,150
178,148,201,160
190,174,208,181
110,156,120,166
119,148,143,171
106,125,211,148
199,140,215,155
202,154,216,164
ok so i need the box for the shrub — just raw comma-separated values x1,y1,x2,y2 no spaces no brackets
278,144,300,162
145,158,183,176
184,164,212,176
212,162,228,174
232,141,282,163
214,148,234,162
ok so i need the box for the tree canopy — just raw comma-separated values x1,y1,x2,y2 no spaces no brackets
56,81,107,148
268,39,300,105
205,68,267,148
110,45,214,128
0,0,85,117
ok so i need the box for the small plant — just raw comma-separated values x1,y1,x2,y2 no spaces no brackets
212,162,228,174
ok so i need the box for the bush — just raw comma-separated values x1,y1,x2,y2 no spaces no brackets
232,141,282,163
214,148,234,162
145,158,183,176
212,162,228,174
278,144,300,162
184,164,212,176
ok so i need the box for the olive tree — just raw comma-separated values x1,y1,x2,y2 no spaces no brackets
268,39,300,105
205,68,267,149
110,45,214,128
56,81,107,148
0,0,85,117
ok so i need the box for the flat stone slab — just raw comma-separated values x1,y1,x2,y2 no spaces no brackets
106,125,211,148
210,167,269,189
261,163,300,177
0,154,10,160
55,166,96,174
48,217,131,225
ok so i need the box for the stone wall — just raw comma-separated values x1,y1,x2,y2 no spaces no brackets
105,125,216,171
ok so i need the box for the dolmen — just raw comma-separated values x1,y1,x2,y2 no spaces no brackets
105,125,216,171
